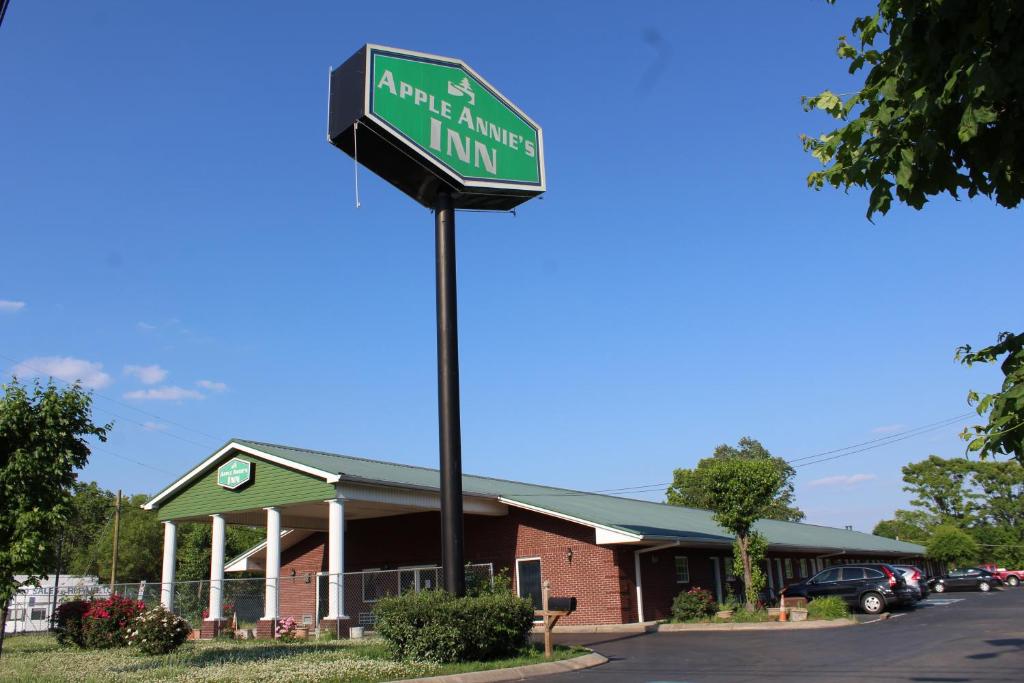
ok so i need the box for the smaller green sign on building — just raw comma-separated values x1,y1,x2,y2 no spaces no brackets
217,458,252,490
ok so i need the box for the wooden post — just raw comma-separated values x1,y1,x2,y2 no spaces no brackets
110,490,122,586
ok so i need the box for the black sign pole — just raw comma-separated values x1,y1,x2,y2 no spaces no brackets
435,190,466,596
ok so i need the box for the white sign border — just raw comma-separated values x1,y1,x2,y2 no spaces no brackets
362,44,547,194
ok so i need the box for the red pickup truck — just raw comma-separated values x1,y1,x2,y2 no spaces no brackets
980,564,1024,587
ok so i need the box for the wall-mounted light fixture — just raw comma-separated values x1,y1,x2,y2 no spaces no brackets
566,547,574,564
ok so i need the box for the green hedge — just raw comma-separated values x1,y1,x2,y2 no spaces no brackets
671,587,717,622
807,595,850,620
373,589,535,663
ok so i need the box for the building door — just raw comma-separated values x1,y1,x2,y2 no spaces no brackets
516,558,542,611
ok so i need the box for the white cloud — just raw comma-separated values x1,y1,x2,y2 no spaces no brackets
124,364,168,385
11,356,112,389
872,424,907,434
807,473,878,488
124,386,203,401
142,421,169,431
196,379,227,392
0,300,26,313
136,322,157,331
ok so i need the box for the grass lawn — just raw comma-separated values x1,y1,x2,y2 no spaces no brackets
0,633,585,683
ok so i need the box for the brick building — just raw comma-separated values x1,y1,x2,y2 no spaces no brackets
143,439,925,637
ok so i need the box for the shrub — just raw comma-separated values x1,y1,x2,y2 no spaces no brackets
276,616,298,641
128,605,191,655
81,595,145,649
671,587,717,622
374,589,534,663
807,595,850,620
730,608,772,623
53,599,90,647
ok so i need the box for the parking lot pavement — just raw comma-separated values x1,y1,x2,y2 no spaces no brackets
532,588,1024,682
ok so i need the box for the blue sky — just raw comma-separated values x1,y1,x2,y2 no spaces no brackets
1,0,1019,532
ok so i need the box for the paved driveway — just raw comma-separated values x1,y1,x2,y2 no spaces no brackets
534,588,1024,682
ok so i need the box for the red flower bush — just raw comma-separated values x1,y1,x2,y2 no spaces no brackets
81,595,145,649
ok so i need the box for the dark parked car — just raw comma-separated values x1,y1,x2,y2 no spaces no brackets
930,567,1003,593
782,563,916,614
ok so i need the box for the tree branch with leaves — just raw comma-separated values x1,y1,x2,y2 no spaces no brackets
802,0,1024,219
957,331,1024,463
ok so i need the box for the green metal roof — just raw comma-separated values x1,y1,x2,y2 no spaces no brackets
174,439,925,556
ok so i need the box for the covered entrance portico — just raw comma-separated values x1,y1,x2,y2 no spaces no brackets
143,441,506,637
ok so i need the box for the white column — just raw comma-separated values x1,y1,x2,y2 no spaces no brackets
263,507,281,621
327,497,346,619
160,521,177,610
633,550,644,623
208,514,226,621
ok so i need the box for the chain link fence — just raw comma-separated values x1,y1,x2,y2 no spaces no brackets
5,564,493,637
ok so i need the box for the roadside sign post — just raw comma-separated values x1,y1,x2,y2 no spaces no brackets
434,189,465,596
328,45,545,595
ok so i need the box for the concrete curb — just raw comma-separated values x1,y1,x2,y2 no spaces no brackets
535,618,856,634
394,652,608,683
532,622,659,635
656,617,857,632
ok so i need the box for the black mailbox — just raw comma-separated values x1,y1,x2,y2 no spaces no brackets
547,597,577,614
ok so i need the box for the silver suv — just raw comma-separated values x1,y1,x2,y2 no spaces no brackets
893,565,928,600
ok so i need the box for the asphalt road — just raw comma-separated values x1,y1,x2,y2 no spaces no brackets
534,588,1024,682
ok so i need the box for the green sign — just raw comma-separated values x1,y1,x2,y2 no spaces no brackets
367,46,544,190
217,458,252,490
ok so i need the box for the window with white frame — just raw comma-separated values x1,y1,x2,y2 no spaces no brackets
674,556,690,584
784,558,794,579
799,558,808,577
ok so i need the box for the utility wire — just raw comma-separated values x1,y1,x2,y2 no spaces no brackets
92,445,177,476
787,413,974,464
508,413,976,497
0,0,11,30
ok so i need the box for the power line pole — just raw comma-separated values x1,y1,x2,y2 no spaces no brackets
110,490,122,586
50,533,64,629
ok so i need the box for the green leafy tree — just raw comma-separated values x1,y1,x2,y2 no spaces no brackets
926,524,980,567
0,379,110,657
956,332,1024,464
901,455,979,525
668,458,784,609
802,0,1024,219
175,523,264,582
91,494,163,583
64,482,116,576
970,459,1024,567
667,437,804,522
872,509,935,543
